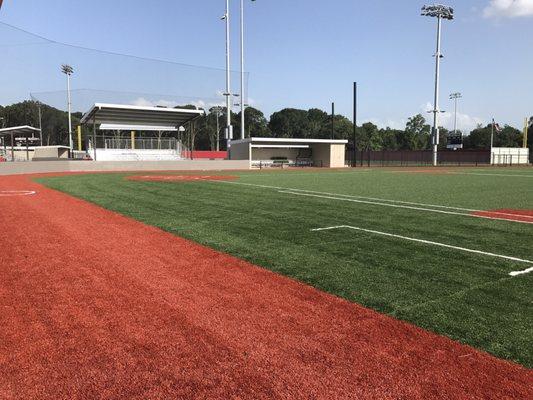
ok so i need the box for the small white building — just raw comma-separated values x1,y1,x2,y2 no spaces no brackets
229,137,348,168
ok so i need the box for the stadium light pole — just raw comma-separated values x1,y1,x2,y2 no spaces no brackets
221,1,233,149
240,0,256,140
422,4,454,166
449,92,462,135
61,64,74,155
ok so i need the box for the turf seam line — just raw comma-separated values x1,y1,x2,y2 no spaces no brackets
311,225,533,276
390,276,512,315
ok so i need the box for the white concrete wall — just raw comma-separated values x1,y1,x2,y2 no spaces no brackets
491,148,529,165
0,160,250,176
90,149,181,161
329,144,346,168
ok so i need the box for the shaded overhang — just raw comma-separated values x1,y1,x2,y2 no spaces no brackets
0,125,41,137
99,124,179,132
80,103,204,128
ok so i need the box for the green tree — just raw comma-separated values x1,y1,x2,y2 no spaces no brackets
235,107,271,138
400,114,430,150
268,108,310,138
463,124,522,149
357,122,381,150
307,108,329,138
379,128,401,150
0,100,79,147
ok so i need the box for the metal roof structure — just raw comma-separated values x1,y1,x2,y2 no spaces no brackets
0,125,41,137
99,124,179,132
80,103,204,127
230,137,349,145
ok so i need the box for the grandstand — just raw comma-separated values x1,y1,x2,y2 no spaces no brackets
80,103,204,161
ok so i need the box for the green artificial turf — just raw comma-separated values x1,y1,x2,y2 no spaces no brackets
37,167,533,367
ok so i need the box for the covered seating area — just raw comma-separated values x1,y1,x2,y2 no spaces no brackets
229,137,349,168
80,103,204,161
0,126,41,161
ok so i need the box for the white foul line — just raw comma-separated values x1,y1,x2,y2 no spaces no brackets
280,190,533,225
0,190,36,197
455,172,533,178
216,180,533,224
311,225,533,276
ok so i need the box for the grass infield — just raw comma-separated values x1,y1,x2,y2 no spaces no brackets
38,167,533,368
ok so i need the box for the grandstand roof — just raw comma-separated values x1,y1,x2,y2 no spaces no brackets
99,124,179,132
80,103,204,128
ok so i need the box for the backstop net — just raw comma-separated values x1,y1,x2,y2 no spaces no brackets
0,21,248,151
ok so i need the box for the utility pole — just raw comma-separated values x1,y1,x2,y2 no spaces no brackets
331,102,335,139
61,64,74,156
422,5,454,166
353,82,357,167
222,1,233,148
450,92,462,136
216,108,221,151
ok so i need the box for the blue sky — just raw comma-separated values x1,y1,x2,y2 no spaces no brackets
1,0,532,132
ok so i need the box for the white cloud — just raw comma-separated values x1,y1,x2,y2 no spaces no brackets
483,0,533,18
423,103,484,133
130,97,226,111
365,118,407,130
130,97,178,108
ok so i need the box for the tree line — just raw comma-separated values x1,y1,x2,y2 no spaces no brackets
0,100,530,155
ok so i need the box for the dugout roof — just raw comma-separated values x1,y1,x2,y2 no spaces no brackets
230,137,348,148
80,103,204,128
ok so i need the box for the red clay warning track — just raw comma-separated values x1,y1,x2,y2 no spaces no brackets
0,174,531,399
127,174,237,182
472,209,533,223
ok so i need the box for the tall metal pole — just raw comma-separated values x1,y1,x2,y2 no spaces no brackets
423,5,453,165
431,16,442,166
216,109,220,151
331,102,335,139
490,119,494,151
353,82,357,167
240,0,245,140
66,72,73,153
224,0,233,147
453,96,458,135
37,102,43,145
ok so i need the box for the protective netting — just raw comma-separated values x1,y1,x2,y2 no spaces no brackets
0,22,248,113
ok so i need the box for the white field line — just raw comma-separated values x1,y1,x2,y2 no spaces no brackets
311,225,533,276
510,267,533,276
245,170,373,177
218,180,533,222
279,190,533,225
388,171,533,178
455,172,533,178
0,190,36,197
